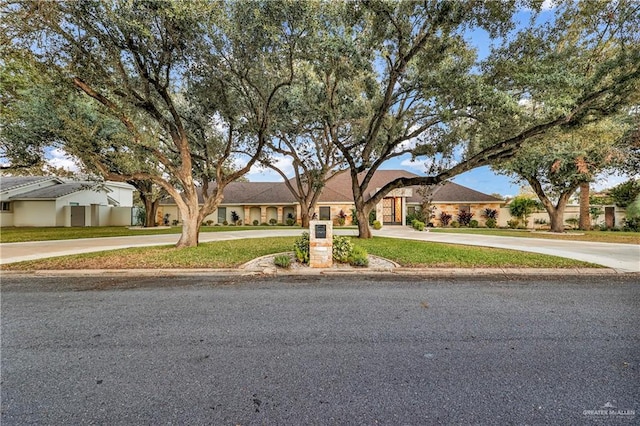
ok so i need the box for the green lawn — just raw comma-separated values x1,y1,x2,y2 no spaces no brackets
430,228,640,244
1,236,599,270
0,225,280,243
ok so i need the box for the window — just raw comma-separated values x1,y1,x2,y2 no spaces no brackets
319,206,331,220
69,202,80,206
1,201,11,212
217,207,226,223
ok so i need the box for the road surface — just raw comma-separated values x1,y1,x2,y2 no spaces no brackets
2,274,638,424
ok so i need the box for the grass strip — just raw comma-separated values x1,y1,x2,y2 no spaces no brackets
430,228,640,244
2,236,599,270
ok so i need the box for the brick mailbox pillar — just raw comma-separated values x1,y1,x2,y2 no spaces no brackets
309,220,333,268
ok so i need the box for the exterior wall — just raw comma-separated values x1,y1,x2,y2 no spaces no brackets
105,183,134,207
415,202,503,227
0,211,14,227
315,203,356,226
109,207,133,226
13,201,57,227
498,204,628,229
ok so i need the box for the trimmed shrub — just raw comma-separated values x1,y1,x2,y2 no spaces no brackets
450,220,460,228
485,218,497,228
269,218,278,225
413,220,425,231
222,220,228,226
469,219,479,228
274,255,291,268
623,217,640,232
373,220,382,230
253,220,259,226
286,218,296,226
348,246,369,267
507,219,519,229
332,235,354,262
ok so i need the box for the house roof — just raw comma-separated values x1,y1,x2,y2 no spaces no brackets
171,170,501,205
0,176,62,192
8,182,96,200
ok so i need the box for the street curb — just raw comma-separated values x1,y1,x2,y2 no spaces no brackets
1,267,633,278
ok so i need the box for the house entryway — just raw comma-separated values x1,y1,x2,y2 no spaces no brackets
382,197,402,225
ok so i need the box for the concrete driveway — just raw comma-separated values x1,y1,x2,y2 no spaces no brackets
0,227,638,272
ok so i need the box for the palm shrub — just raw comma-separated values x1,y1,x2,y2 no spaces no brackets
457,210,474,226
440,212,452,226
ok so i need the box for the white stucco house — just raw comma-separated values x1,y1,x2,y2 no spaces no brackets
0,176,134,227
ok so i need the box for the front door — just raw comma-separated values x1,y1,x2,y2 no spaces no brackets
382,197,402,225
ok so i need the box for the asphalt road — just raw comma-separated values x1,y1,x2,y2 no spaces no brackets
2,274,639,425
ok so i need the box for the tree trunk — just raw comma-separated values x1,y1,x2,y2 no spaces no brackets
579,182,590,230
300,211,311,228
144,198,160,227
176,214,201,248
547,205,566,233
355,205,372,239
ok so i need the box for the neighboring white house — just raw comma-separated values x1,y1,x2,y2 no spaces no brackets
0,176,134,227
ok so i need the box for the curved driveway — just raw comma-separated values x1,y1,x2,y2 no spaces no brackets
0,228,638,272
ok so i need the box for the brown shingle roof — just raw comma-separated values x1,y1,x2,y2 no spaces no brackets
165,170,501,205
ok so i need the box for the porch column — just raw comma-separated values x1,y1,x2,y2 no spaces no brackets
402,197,407,226
243,206,250,225
277,206,284,224
260,206,267,224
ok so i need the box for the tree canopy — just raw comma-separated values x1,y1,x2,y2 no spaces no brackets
2,0,639,241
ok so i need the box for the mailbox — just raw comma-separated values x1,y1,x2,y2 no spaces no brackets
315,224,327,239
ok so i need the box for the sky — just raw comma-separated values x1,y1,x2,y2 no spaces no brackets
32,1,635,197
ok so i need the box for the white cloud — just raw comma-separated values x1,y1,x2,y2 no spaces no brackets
244,155,294,182
592,172,631,192
541,0,556,11
47,148,79,172
400,157,429,173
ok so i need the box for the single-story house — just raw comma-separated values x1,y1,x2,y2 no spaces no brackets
0,176,134,227
159,170,505,227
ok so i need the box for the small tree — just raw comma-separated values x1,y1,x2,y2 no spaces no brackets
509,197,539,228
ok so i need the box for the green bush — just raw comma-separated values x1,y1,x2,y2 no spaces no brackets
252,220,259,226
286,218,296,226
507,219,519,229
269,218,278,225
373,220,382,230
450,220,460,228
485,218,496,228
293,232,310,264
348,246,369,267
413,220,425,231
469,219,479,228
623,217,640,232
332,235,354,262
223,220,228,226
274,255,291,268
